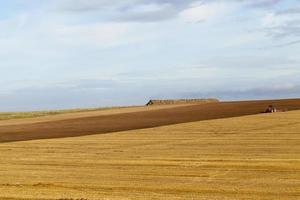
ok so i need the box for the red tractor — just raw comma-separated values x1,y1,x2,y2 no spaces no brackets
265,105,277,113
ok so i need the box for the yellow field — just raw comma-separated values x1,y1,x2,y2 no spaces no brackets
0,111,300,199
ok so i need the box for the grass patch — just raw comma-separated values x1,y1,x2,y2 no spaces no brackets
0,106,139,121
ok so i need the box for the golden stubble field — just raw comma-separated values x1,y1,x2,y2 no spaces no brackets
0,110,299,199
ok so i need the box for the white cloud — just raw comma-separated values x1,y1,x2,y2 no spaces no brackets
223,32,265,47
262,12,285,27
178,2,228,23
128,3,169,13
261,11,300,38
54,23,131,47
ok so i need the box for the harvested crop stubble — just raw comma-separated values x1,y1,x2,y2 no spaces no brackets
0,110,300,199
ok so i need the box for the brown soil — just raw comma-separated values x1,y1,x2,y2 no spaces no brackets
1,98,300,143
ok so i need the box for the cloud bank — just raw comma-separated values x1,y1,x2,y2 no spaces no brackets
0,0,299,111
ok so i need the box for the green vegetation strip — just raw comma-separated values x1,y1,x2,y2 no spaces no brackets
0,106,139,121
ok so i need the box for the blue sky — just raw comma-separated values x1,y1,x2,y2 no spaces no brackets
0,0,300,111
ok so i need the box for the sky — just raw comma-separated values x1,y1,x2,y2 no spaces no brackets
0,0,300,111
